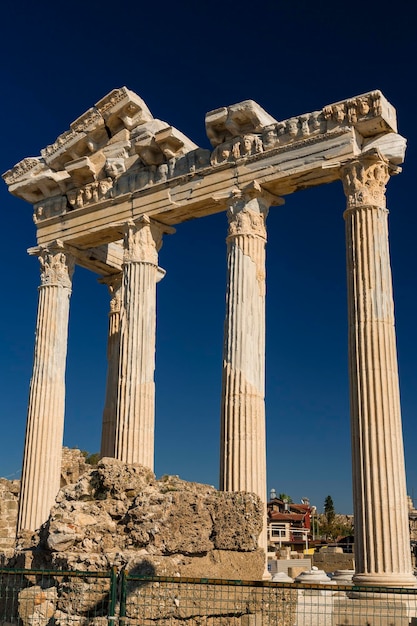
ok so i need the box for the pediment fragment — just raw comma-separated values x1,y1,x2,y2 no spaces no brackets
95,87,153,133
206,100,278,147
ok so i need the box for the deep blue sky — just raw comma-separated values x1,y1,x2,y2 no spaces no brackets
0,0,416,514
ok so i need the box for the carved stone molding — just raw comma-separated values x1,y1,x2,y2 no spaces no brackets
3,89,400,240
31,242,75,289
323,91,382,126
341,155,390,210
205,99,278,147
209,90,397,168
211,133,264,165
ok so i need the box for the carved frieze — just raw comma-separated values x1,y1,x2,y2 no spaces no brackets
33,149,210,215
323,91,382,126
2,88,400,230
210,111,327,165
67,177,114,210
209,90,397,167
211,133,264,165
33,196,67,223
341,156,390,210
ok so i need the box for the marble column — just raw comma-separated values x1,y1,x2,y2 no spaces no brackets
342,154,416,587
114,216,171,468
100,273,122,458
17,242,74,533
220,182,282,567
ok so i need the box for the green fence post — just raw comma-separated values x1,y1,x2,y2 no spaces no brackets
119,569,128,626
108,566,118,626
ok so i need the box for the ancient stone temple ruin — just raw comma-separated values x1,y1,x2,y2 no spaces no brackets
3,87,416,586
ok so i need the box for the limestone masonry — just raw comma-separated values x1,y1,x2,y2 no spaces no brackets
3,87,415,585
9,457,264,580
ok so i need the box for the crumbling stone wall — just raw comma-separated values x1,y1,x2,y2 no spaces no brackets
60,447,88,487
1,457,295,625
0,478,19,552
0,447,89,555
313,549,354,572
8,458,265,580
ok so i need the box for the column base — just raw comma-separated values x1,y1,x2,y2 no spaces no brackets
352,572,417,588
333,597,411,626
262,563,272,580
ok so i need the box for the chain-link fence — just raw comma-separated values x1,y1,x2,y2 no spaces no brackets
1,568,417,626
0,568,116,626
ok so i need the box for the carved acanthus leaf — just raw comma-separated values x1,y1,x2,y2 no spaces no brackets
35,243,75,288
227,206,267,240
100,273,123,313
341,157,390,209
123,217,163,264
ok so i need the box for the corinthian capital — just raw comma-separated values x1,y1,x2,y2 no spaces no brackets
100,273,122,313
31,242,74,288
341,155,390,210
227,205,268,240
226,181,283,240
123,215,163,264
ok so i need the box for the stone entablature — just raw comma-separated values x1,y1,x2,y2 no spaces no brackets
3,90,403,266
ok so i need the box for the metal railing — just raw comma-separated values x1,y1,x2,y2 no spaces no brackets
1,567,417,626
0,568,116,626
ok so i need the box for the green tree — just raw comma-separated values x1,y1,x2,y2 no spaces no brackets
278,493,293,503
81,450,100,465
324,495,335,524
318,514,353,541
318,496,353,541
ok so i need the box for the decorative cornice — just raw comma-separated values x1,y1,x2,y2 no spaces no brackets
2,88,400,228
2,157,44,185
210,91,396,167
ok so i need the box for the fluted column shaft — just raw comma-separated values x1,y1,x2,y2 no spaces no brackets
100,273,122,458
17,243,74,533
114,216,169,468
220,184,281,567
342,155,415,587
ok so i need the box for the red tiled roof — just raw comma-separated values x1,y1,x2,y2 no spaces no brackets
290,504,310,513
269,512,305,522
